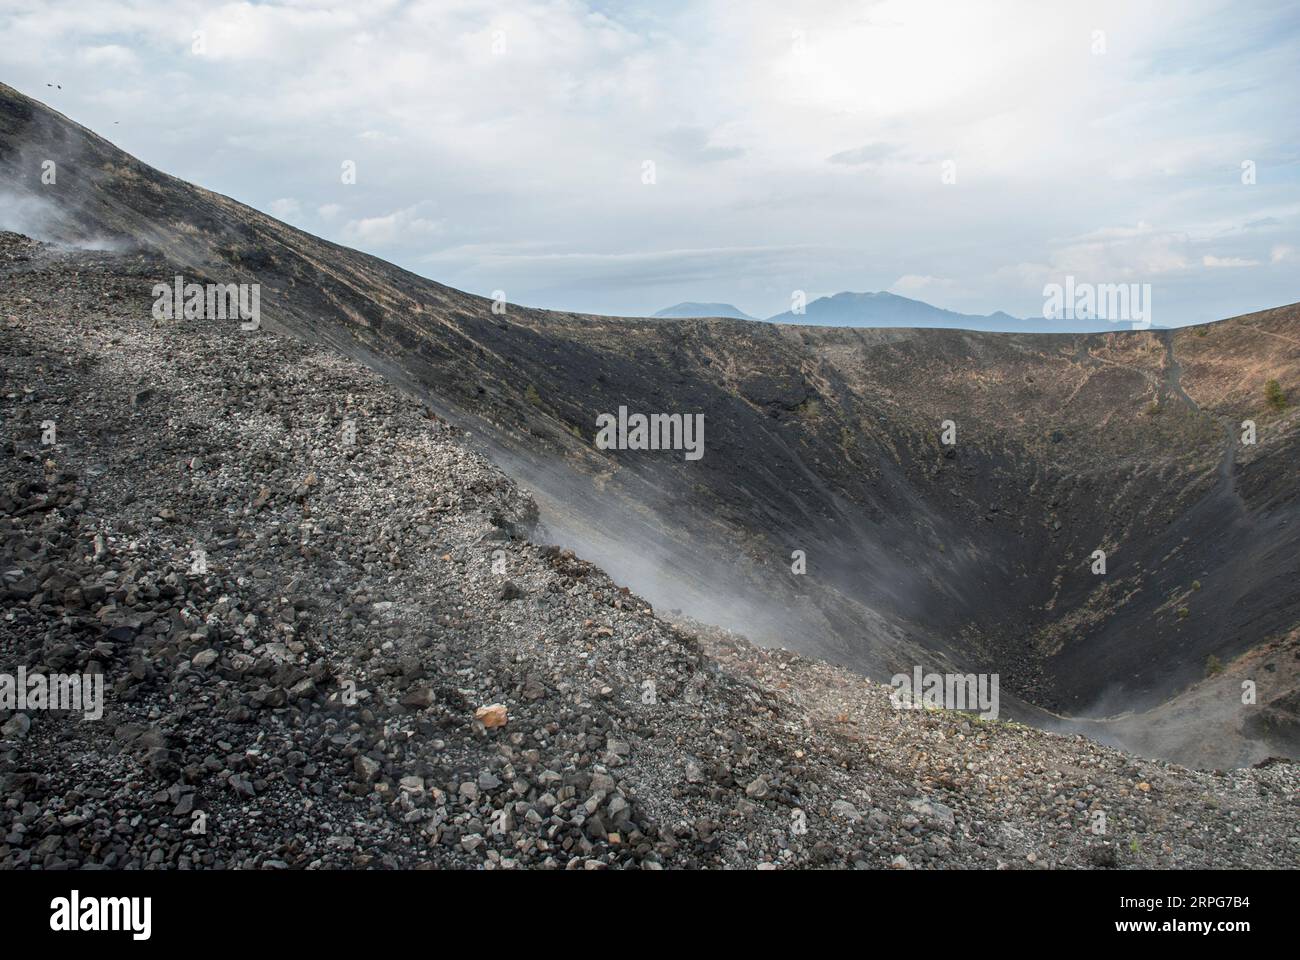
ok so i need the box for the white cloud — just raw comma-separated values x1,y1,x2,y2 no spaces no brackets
77,45,139,71
828,142,899,167
342,207,443,247
0,0,1296,323
889,275,953,295
1033,224,1194,280
269,198,301,220
1203,255,1259,268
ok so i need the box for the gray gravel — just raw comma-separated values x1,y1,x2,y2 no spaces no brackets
1,232,1296,869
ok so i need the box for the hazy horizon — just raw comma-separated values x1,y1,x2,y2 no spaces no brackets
2,0,1298,326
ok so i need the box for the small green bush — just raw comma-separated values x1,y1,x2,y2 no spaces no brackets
1265,379,1286,411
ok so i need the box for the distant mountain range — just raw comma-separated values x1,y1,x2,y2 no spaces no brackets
656,291,1159,332
653,301,758,321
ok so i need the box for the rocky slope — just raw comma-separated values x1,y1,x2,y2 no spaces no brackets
1,232,1296,870
2,80,1299,768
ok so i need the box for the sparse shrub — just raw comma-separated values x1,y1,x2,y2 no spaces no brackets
1194,326,1208,338
1146,400,1161,416
1177,606,1190,619
1192,579,1201,590
1265,378,1286,411
798,397,822,418
1206,654,1223,677
525,384,542,407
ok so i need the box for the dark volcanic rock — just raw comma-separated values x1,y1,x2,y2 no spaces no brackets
0,228,1294,872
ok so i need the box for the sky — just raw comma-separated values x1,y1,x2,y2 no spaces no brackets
1,0,1298,325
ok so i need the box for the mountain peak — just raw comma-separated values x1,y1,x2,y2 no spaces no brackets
652,301,757,321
